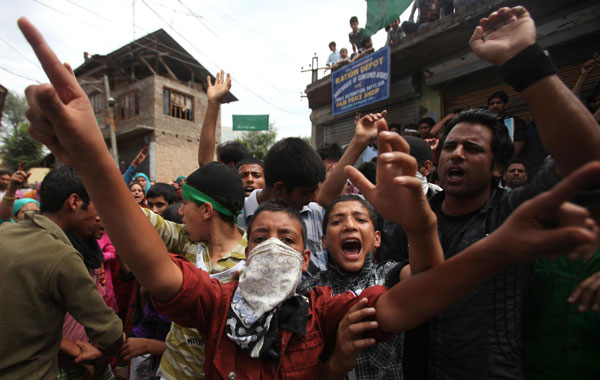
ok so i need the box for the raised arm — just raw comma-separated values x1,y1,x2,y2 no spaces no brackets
368,160,600,332
469,6,600,177
19,18,181,302
0,164,29,222
198,70,231,167
316,111,384,207
122,147,148,185
572,54,598,97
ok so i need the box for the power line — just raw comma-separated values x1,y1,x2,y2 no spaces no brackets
0,64,41,84
0,35,41,69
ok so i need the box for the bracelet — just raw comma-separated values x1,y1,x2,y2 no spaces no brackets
2,196,15,203
499,43,557,92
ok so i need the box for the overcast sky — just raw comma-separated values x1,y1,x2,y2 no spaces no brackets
1,0,413,139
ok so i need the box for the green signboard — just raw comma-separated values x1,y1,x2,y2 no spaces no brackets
232,115,269,131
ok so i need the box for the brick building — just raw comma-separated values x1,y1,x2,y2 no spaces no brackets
75,29,236,182
306,0,600,147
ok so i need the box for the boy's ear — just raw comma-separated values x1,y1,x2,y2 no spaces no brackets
64,193,80,212
272,182,286,197
373,230,381,249
301,249,311,273
203,202,214,220
322,234,328,251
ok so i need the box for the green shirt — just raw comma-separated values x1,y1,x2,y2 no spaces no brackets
523,251,600,380
0,212,122,380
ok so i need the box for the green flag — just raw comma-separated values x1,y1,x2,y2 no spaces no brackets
232,115,269,131
364,0,413,38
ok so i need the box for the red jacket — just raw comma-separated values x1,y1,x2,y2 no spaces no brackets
154,257,387,380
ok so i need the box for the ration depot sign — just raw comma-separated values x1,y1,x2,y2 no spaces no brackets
331,47,390,116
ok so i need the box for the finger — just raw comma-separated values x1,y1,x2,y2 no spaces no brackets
63,62,76,79
18,162,23,171
518,162,600,217
575,277,600,312
206,75,213,87
345,306,376,325
349,337,376,351
393,175,424,193
543,227,598,259
346,320,379,336
375,117,389,134
226,73,232,87
469,26,484,50
346,165,375,196
17,18,83,102
342,297,369,319
511,6,531,20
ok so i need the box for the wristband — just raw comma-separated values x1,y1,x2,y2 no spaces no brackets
500,43,557,92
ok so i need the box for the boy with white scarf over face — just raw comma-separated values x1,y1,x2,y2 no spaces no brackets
18,7,600,380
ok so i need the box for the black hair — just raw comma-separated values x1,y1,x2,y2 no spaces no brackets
443,109,514,172
0,169,10,176
236,156,264,170
186,162,245,224
264,137,326,191
216,141,250,166
504,158,528,174
487,91,508,105
317,143,344,162
162,202,183,223
39,166,90,213
357,161,377,185
329,41,336,47
248,199,307,250
322,194,377,234
146,183,178,204
388,123,402,134
418,117,435,127
350,16,358,24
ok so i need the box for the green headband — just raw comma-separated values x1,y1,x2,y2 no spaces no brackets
182,184,240,224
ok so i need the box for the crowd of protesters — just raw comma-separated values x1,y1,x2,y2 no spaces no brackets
2,5,600,380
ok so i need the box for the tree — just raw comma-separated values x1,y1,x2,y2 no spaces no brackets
1,123,44,171
235,126,277,161
1,92,28,135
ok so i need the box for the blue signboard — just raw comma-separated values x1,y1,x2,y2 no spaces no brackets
332,47,390,116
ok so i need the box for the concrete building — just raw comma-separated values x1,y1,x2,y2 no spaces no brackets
75,29,236,182
305,0,600,147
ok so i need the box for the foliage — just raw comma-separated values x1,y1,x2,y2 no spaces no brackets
235,126,278,161
2,92,28,135
0,123,43,172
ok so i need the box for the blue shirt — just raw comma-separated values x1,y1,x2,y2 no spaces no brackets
326,50,341,66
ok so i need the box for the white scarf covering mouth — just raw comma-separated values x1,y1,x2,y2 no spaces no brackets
232,237,304,327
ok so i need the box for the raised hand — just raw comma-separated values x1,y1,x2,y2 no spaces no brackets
345,131,436,234
19,18,106,169
469,6,537,66
488,161,600,264
131,147,149,168
354,110,387,144
206,70,231,103
9,163,30,190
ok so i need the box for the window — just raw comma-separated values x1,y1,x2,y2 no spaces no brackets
163,88,193,121
89,93,104,114
119,91,140,121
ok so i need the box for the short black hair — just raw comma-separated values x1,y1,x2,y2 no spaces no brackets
329,41,336,47
0,169,10,176
249,199,307,250
236,156,264,170
264,137,326,191
323,194,377,234
357,161,377,185
504,158,528,173
39,166,90,213
162,202,183,223
487,91,508,105
388,123,402,134
317,143,344,162
443,109,514,171
418,117,435,127
186,162,245,223
216,141,250,166
350,16,359,24
146,183,178,204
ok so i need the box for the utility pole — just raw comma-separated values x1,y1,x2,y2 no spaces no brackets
103,74,119,165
